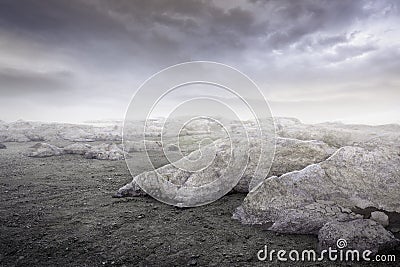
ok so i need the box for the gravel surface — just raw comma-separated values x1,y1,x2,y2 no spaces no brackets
0,142,398,266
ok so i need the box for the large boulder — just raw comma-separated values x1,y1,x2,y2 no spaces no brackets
318,219,399,255
0,121,48,142
370,211,389,227
0,143,6,149
114,180,147,198
275,118,400,148
233,137,336,192
24,142,125,160
116,136,336,198
123,141,163,153
25,143,63,158
233,145,400,234
62,143,92,155
92,126,122,142
84,143,124,160
58,124,122,142
264,202,360,235
58,127,96,142
1,133,30,142
115,138,251,205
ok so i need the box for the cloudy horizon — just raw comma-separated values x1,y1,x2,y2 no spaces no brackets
0,0,399,125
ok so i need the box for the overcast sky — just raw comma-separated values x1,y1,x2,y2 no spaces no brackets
0,0,399,124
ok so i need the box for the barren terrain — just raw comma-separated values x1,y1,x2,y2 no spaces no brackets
1,142,399,266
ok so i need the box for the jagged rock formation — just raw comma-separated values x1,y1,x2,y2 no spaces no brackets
7,118,399,253
233,145,400,254
58,128,96,142
318,219,399,255
58,125,122,142
62,143,92,155
233,137,336,192
84,143,124,161
124,141,163,153
275,117,400,148
24,142,124,161
114,180,147,198
0,120,123,143
25,143,63,158
370,211,389,227
115,139,243,203
234,146,400,230
117,136,336,197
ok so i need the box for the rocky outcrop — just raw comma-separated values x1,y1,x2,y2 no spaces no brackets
0,120,124,143
58,126,122,142
233,137,336,192
0,121,47,142
0,133,30,142
265,202,361,235
233,144,400,253
233,146,400,232
113,180,147,198
318,219,399,255
84,143,124,161
117,136,336,196
370,211,389,227
24,142,125,161
62,143,92,155
275,117,400,148
25,143,63,158
58,128,96,142
115,138,251,206
0,143,7,149
123,141,163,152
270,138,337,177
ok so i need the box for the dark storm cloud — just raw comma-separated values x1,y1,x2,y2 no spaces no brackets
0,0,388,66
250,0,370,48
0,0,399,123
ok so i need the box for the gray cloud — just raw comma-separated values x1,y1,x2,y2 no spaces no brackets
0,0,399,123
0,68,73,96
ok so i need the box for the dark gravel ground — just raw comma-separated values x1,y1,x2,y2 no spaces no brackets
0,142,399,266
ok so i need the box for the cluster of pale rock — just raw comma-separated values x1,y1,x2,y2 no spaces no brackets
25,142,125,161
117,117,400,254
0,120,122,143
232,118,400,254
2,118,399,253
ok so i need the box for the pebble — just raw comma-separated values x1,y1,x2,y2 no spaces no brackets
187,259,197,266
370,211,389,227
390,227,400,233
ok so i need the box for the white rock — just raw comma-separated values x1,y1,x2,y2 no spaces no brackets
318,219,399,255
84,143,124,161
276,118,400,148
370,211,389,227
25,143,63,158
115,138,251,206
234,146,400,234
62,143,92,155
234,137,336,192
